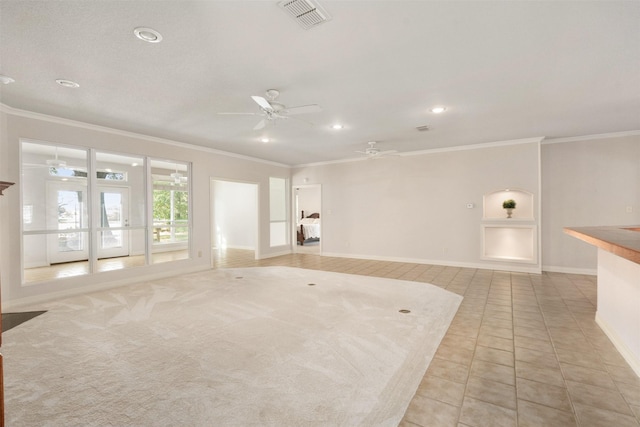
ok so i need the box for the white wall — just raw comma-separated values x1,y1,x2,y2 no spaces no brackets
212,180,257,250
295,185,321,220
0,109,290,307
292,140,541,273
541,134,640,273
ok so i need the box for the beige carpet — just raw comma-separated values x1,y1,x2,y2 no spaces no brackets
4,267,462,426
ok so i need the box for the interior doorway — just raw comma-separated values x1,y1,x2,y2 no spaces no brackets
210,179,259,267
293,184,321,255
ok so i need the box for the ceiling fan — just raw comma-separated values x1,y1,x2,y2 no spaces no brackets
355,142,398,159
219,89,322,130
22,147,78,170
170,164,188,185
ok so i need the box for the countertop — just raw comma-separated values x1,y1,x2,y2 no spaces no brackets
564,226,640,265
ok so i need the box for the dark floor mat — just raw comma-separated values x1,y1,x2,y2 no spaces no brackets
2,311,47,332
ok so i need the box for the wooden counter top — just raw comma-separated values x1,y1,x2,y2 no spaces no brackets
564,226,640,265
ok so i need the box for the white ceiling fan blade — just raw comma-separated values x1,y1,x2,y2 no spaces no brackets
251,96,273,111
253,119,267,130
287,115,313,126
283,104,322,115
218,112,261,116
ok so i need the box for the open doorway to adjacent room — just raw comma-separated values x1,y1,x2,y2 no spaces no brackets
294,184,321,255
210,179,259,267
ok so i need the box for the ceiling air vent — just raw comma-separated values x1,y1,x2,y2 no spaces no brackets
416,125,431,132
278,0,332,30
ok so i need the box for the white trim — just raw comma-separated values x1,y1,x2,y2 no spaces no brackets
321,252,542,274
294,156,370,168
2,265,211,311
293,137,544,168
542,130,640,145
542,265,597,276
222,245,256,251
1,103,289,168
596,312,640,378
400,137,544,157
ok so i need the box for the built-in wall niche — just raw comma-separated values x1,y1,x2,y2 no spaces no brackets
482,225,537,263
483,189,534,220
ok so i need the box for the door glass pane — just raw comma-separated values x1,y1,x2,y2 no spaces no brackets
101,191,123,249
57,189,85,232
96,152,144,227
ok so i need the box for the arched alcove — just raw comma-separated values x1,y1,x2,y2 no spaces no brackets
482,188,537,264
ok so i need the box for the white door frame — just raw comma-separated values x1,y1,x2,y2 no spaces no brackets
210,177,260,266
292,183,322,254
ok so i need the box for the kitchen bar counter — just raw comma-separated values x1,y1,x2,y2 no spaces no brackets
564,225,640,378
564,226,640,264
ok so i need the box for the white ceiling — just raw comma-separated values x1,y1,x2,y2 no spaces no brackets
1,1,639,166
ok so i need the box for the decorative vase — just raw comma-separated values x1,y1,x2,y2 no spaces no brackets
506,208,513,218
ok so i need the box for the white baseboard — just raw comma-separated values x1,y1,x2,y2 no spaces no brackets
595,312,640,378
542,265,597,275
224,245,256,251
321,252,542,274
2,265,211,311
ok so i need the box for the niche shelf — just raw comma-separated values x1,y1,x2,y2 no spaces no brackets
481,188,537,264
483,189,534,221
482,225,537,263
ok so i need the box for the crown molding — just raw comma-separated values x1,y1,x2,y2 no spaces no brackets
400,137,544,157
293,137,544,168
0,103,290,168
542,130,640,145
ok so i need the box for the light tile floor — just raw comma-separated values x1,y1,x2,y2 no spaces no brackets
23,250,189,283
215,248,640,427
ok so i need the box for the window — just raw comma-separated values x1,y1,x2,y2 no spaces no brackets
20,140,191,283
269,177,288,247
48,167,127,181
150,160,190,263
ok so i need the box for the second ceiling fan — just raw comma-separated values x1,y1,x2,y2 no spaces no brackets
219,89,322,130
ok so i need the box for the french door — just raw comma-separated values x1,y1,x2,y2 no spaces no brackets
97,186,130,259
47,181,89,264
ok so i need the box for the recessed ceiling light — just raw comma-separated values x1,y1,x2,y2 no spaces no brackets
430,106,447,114
134,27,163,43
131,162,139,167
0,74,15,85
261,138,270,143
331,124,343,130
56,79,79,88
